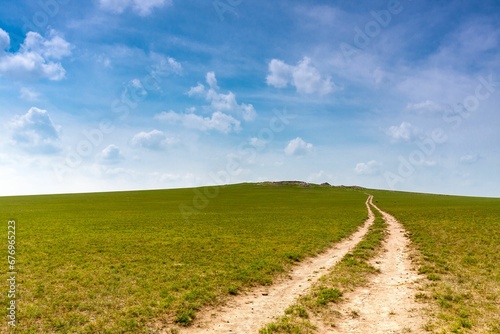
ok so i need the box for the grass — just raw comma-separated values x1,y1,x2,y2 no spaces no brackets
0,183,368,333
371,190,500,334
260,202,387,333
2,183,498,333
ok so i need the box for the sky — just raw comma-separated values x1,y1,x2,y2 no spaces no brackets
0,0,499,197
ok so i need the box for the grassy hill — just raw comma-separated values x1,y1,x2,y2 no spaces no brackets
1,183,498,333
0,183,368,333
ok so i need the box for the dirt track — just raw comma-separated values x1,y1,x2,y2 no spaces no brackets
180,196,375,333
176,196,426,333
319,201,426,333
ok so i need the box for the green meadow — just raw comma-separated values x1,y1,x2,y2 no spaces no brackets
1,183,499,333
261,204,387,333
372,190,500,333
0,183,368,333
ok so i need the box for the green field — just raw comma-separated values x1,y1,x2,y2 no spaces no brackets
261,203,387,333
1,183,499,333
0,183,368,333
372,190,500,333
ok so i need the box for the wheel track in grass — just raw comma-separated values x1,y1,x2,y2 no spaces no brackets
175,196,376,334
319,200,426,333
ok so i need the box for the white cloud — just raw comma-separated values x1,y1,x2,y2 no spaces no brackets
406,100,445,114
99,0,172,16
354,160,381,175
131,129,178,150
156,110,241,134
284,137,314,156
240,103,257,122
187,83,205,97
0,29,72,81
206,90,237,111
206,89,257,121
149,52,182,76
460,154,480,165
98,144,124,164
122,78,148,100
10,107,61,153
186,71,257,122
428,20,500,70
249,137,267,148
25,31,72,59
19,87,40,101
386,122,418,142
0,29,10,51
266,59,292,88
293,57,334,95
206,71,219,89
155,110,181,122
267,57,335,95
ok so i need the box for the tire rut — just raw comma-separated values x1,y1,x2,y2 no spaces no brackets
322,200,426,333
178,196,376,334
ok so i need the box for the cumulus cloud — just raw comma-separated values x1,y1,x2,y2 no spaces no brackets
99,0,172,16
354,160,381,175
187,83,205,96
386,122,418,142
154,71,255,134
284,137,314,156
185,71,257,122
131,129,178,150
99,145,124,164
10,107,61,153
0,29,72,81
155,110,241,134
266,57,335,95
266,59,291,88
149,52,182,76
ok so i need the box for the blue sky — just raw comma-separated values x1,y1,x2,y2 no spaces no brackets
1,0,499,197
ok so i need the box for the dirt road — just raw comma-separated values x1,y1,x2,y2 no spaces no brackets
175,196,426,333
325,202,425,333
180,196,375,333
